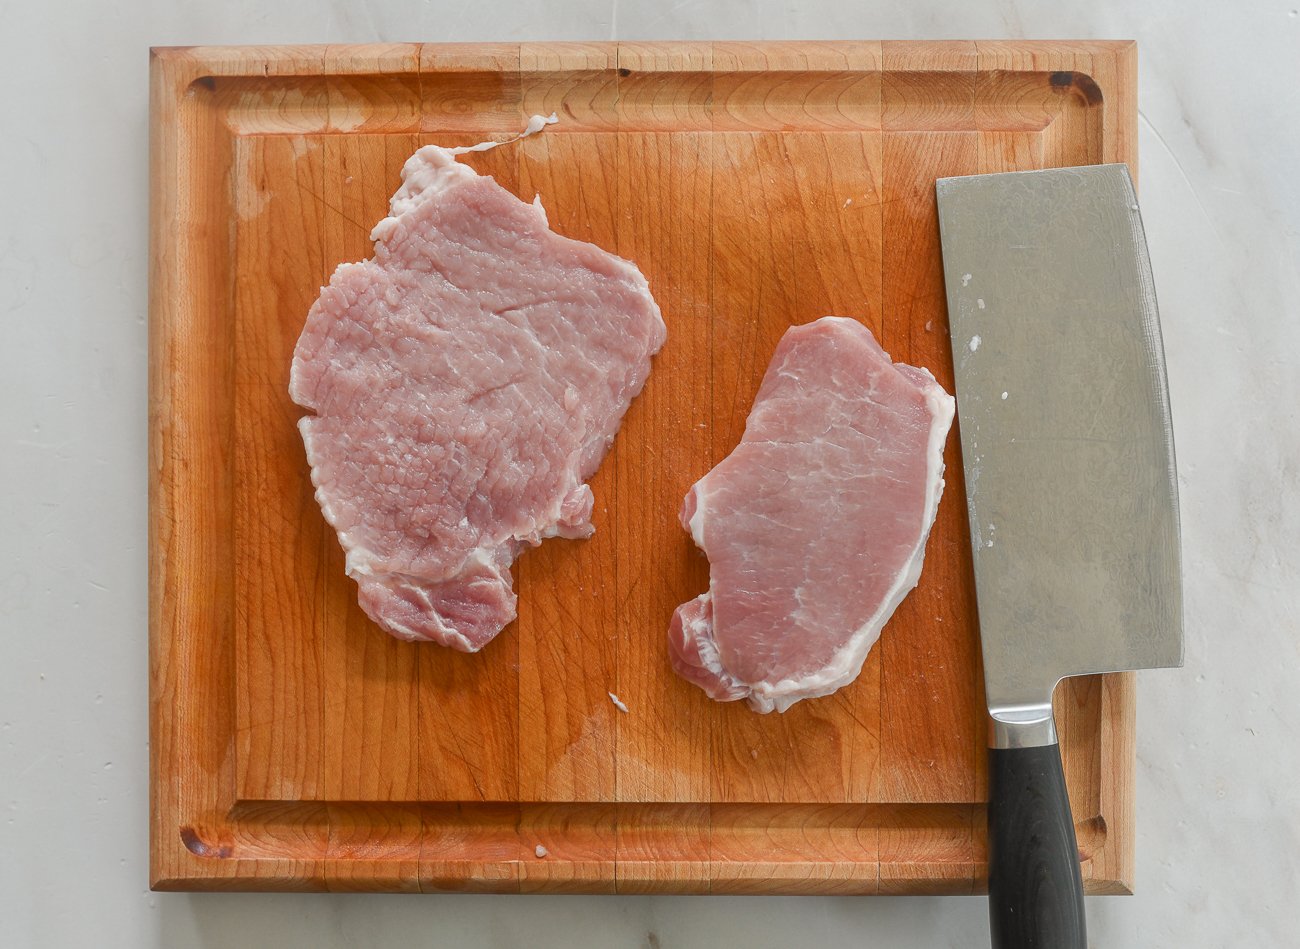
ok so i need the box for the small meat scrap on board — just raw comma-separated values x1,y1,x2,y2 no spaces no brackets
291,143,666,651
670,317,954,712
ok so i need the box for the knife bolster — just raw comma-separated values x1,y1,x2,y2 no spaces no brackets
988,704,1057,749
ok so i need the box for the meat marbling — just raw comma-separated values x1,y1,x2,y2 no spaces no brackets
669,317,955,712
291,143,666,651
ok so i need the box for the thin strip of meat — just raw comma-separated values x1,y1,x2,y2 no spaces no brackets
291,143,666,650
670,317,954,712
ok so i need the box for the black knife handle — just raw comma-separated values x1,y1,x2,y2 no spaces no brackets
988,741,1087,949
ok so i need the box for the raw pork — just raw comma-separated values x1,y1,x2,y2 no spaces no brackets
669,317,954,712
291,144,666,650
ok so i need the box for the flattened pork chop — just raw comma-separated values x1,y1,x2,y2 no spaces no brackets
291,144,666,651
670,317,954,712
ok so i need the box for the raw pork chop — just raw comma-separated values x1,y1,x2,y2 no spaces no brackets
291,144,666,651
669,317,954,712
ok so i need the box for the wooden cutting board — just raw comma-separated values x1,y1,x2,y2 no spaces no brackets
149,41,1138,894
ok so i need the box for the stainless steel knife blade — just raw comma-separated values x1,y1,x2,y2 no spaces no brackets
936,164,1183,740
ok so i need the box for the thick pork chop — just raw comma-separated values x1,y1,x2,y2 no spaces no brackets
291,144,666,651
670,317,954,712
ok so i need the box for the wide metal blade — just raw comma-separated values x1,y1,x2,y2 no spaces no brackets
936,164,1183,724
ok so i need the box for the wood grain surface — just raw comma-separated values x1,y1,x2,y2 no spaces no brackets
150,40,1139,893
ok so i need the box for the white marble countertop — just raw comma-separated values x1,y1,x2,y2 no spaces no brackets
3,1,1297,946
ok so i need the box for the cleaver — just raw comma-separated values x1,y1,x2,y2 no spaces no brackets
936,164,1183,949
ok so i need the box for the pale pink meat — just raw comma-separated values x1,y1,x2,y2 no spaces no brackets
669,317,954,712
291,144,665,651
